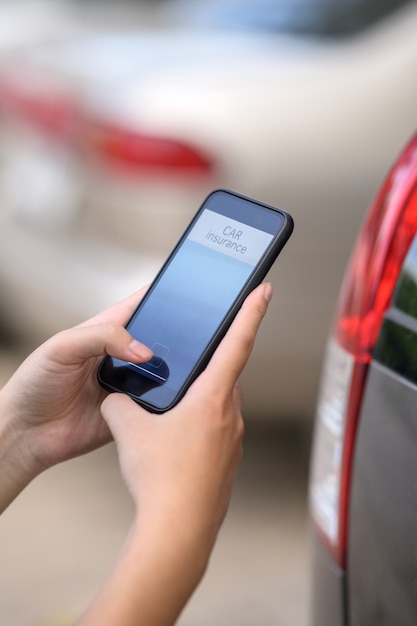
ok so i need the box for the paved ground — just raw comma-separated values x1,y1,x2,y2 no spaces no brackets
0,346,312,626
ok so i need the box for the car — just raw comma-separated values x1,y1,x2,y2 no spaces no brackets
309,130,417,624
0,0,416,419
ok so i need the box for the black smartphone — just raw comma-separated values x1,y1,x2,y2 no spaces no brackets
98,189,293,413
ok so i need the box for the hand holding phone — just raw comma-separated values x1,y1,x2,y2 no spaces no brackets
98,189,293,412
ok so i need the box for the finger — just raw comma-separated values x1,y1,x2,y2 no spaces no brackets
47,323,153,366
233,380,243,412
101,393,150,441
80,286,149,328
202,283,273,390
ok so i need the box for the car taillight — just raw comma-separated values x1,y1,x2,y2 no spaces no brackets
84,121,214,175
0,77,77,138
310,132,417,568
0,74,214,175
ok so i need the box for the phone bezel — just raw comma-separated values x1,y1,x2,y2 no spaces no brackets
97,189,294,412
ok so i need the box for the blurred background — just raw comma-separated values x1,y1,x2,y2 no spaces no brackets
0,0,416,623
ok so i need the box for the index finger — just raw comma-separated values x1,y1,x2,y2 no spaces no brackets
202,283,273,390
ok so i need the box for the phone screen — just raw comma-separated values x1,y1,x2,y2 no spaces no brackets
98,190,292,411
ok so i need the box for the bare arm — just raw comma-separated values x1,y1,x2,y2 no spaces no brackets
0,283,272,626
77,283,273,626
0,288,151,513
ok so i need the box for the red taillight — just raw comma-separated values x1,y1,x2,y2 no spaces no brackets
336,139,417,359
310,132,417,568
0,76,214,176
0,77,77,137
84,121,214,175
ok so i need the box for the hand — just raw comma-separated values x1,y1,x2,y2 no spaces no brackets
0,288,152,480
102,282,273,555
80,283,273,626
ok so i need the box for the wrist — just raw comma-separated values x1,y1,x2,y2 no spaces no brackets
0,390,41,512
130,511,212,586
80,513,213,626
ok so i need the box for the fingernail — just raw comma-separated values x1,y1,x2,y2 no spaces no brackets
264,283,273,303
129,339,153,360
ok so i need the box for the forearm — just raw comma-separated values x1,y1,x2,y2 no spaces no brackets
77,515,213,626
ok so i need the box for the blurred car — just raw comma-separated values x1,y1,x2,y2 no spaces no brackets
0,0,416,419
309,130,417,624
0,1,81,55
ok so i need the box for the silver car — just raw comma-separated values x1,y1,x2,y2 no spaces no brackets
0,0,416,418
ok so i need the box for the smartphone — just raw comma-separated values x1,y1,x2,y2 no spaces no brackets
98,189,293,413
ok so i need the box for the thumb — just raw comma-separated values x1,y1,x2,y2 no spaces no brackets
201,283,272,391
46,323,153,365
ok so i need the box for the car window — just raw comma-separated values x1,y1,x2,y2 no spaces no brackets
74,0,416,37
174,0,415,36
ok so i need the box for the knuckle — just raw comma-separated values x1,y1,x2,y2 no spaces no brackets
105,322,122,338
103,323,128,347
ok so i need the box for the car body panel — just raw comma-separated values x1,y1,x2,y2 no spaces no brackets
310,354,417,626
310,536,347,626
348,361,417,625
